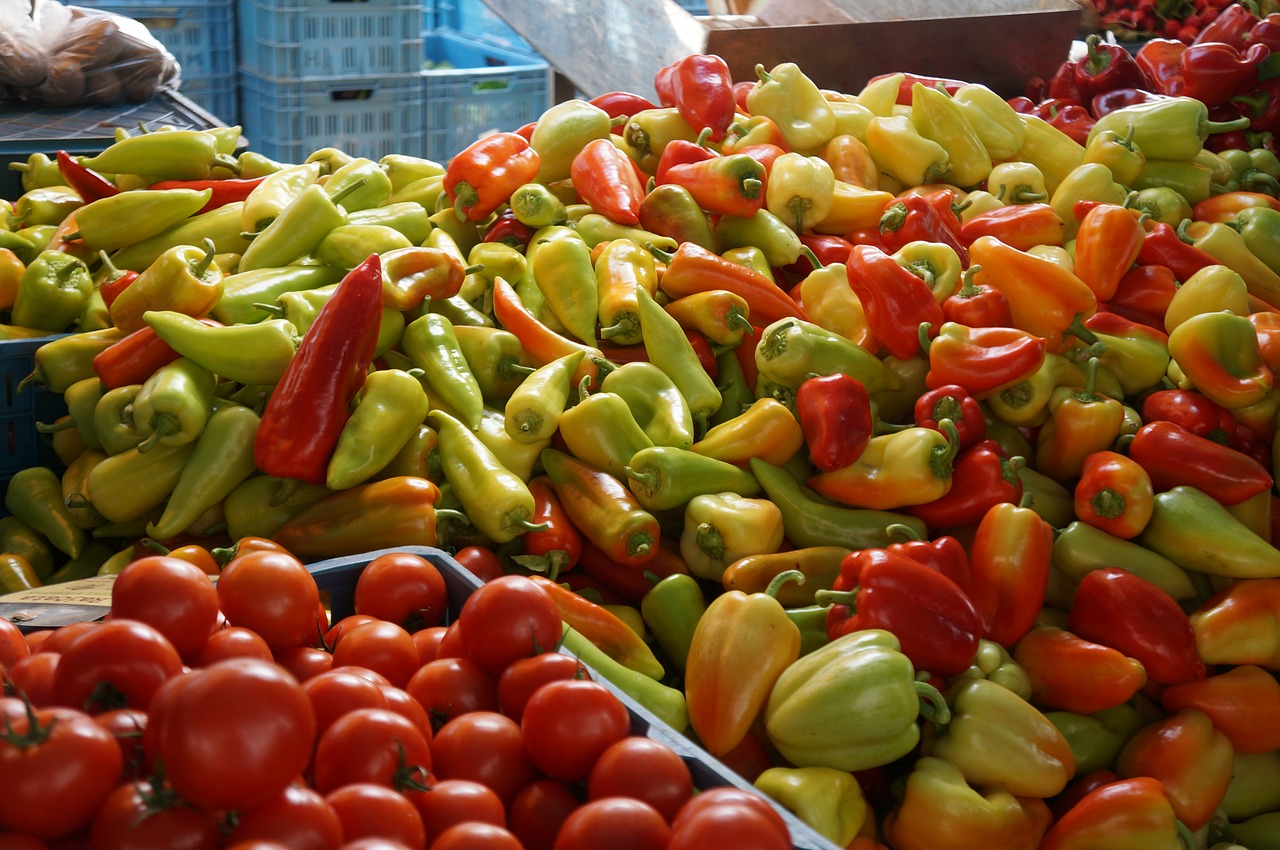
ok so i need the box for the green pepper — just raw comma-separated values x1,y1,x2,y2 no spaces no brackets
144,310,299,386
1087,97,1250,162
509,181,568,228
600,361,696,450
17,328,122,395
640,572,706,673
109,202,253,272
272,286,404,357
1233,812,1280,850
785,604,830,657
386,175,445,212
765,628,948,771
559,625,689,732
210,264,344,325
35,376,103,452
1131,186,1193,225
1141,485,1280,579
720,245,775,281
45,540,117,585
92,384,145,455
222,474,331,541
237,182,355,272
3,466,88,559
345,202,431,246
241,162,323,232
146,402,260,541
427,208,481,257
573,214,678,253
326,369,430,491
452,325,535,404
323,157,392,212
530,99,613,184
557,377,654,480
714,209,802,268
132,358,217,453
503,351,583,444
377,424,442,483
468,242,528,290
9,187,82,229
7,153,66,193
1228,207,1280,276
1017,465,1077,528
755,766,868,848
530,226,598,346
10,250,93,333
746,62,837,151
403,312,484,431
711,346,755,427
1050,163,1129,240
80,129,239,180
1131,159,1216,206
72,188,212,253
911,83,992,189
755,317,896,394
237,151,286,180
637,183,717,252
1222,750,1280,820
1052,520,1197,604
636,285,722,429
1045,703,1145,775
949,639,1032,700
379,153,445,192
0,229,37,265
624,445,760,512
0,516,56,581
315,224,412,270
622,108,699,175
60,448,107,531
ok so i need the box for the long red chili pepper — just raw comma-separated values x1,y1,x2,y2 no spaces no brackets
56,150,119,202
1128,420,1274,506
254,253,383,485
845,244,944,361
147,176,268,215
570,138,646,226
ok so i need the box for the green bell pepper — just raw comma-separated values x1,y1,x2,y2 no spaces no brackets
640,572,706,673
10,250,93,332
1045,703,1144,775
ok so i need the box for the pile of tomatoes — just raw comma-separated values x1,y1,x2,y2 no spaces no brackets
0,549,793,850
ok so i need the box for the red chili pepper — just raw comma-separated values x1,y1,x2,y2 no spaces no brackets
958,203,1066,251
796,233,854,269
1067,567,1206,685
96,251,139,310
968,501,1053,648
1090,87,1169,118
1128,420,1273,506
906,440,1023,530
575,540,687,606
1107,263,1179,326
570,138,646,226
795,373,873,472
654,133,717,184
148,176,268,215
653,53,736,142
913,384,987,452
92,324,208,389
1181,42,1271,108
1140,388,1236,444
941,268,1014,329
845,244,944,360
1074,34,1153,99
683,329,718,380
444,132,540,222
1196,1,1261,46
659,154,766,219
516,475,585,580
482,210,535,249
732,325,763,392
886,532,971,593
924,322,1047,397
1135,38,1188,97
56,150,119,202
877,194,969,267
819,548,982,676
1136,220,1219,282
866,71,966,105
254,254,383,485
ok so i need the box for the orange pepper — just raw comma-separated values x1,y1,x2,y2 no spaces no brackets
1115,708,1233,831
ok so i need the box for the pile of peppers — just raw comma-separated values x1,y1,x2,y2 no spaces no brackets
6,41,1280,850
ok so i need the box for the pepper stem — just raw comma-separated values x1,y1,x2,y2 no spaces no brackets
251,302,288,319
764,568,805,599
695,127,713,149
754,63,772,84
1062,314,1105,355
136,416,178,454
915,680,952,728
1204,116,1252,136
957,265,981,297
918,321,934,354
813,588,857,608
33,418,74,434
644,242,675,264
930,418,962,479
1091,486,1126,519
726,306,755,337
452,181,479,222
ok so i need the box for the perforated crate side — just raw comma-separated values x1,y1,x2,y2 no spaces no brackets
237,0,424,80
239,70,427,164
425,0,538,54
177,74,239,125
421,32,550,164
69,0,236,80
0,337,68,506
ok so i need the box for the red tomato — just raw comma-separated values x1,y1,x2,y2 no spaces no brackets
331,620,420,689
587,737,693,822
192,626,274,666
52,618,183,712
216,550,321,654
275,645,335,682
456,576,562,675
230,785,343,850
435,621,465,660
508,779,581,850
0,834,52,850
430,711,538,807
378,685,434,743
354,552,448,631
34,621,97,655
497,653,590,723
0,617,29,670
521,680,630,782
325,784,425,849
670,788,791,845
404,657,499,725
411,627,447,665
110,556,220,659
553,797,671,850
89,779,221,850
312,708,433,795
325,615,378,648
159,658,316,812
405,779,505,843
668,801,792,850
0,706,123,838
302,669,390,737
337,842,414,850
428,823,523,850
92,708,147,782
451,546,504,583
5,652,58,708
21,629,52,653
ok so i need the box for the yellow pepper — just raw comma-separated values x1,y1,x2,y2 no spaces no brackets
766,153,836,233
807,423,959,510
812,180,894,235
680,492,785,582
910,82,992,188
691,397,805,467
866,115,951,187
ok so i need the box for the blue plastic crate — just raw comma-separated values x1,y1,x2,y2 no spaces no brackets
239,70,427,164
672,0,707,12
177,74,239,125
237,0,424,80
68,0,236,80
307,546,841,850
425,0,538,54
0,336,69,498
421,31,550,164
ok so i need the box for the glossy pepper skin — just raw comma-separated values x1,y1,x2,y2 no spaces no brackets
444,132,540,222
254,254,382,485
1129,419,1272,506
1040,777,1194,850
1162,664,1280,755
1190,578,1280,670
906,439,1023,530
1013,625,1147,715
795,373,873,472
845,244,944,361
541,448,659,568
655,242,806,326
969,501,1052,648
1142,485,1280,579
10,250,93,333
924,322,1047,399
108,239,224,335
654,53,736,142
272,476,441,560
807,420,960,512
1115,708,1233,832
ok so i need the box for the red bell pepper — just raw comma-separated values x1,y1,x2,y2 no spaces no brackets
1128,419,1274,506
1233,77,1280,135
654,132,716,184
817,548,982,676
482,210,535,249
1161,664,1280,754
1247,12,1280,50
1074,34,1153,99
1196,0,1261,46
1135,38,1188,97
905,440,1023,531
1073,203,1145,302
658,154,766,219
1013,625,1147,714
1040,777,1195,850
1050,770,1120,822
1073,450,1155,540
845,244,944,361
957,203,1066,251
1042,59,1087,102
1106,263,1179,327
1031,99,1096,146
1140,388,1235,444
1115,708,1234,832
912,384,985,452
444,132,540,222
570,138,646,226
968,501,1052,648
1090,87,1169,118
148,176,268,215
877,194,969,266
254,254,383,485
55,150,118,202
885,528,971,593
923,322,1047,397
653,53,736,142
941,268,1014,329
1136,220,1219,282
1181,41,1271,108
588,90,659,126
1067,567,1206,685
795,373,873,473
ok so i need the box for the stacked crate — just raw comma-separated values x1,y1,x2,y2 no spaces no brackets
62,0,239,122
236,0,427,162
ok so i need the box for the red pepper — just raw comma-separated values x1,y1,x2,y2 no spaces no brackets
1090,87,1169,118
1066,567,1206,685
1161,664,1280,754
1041,777,1191,850
254,254,383,484
1135,38,1188,97
1073,203,1146,302
844,226,890,252
886,532,971,593
924,322,1047,397
1013,625,1148,714
1136,220,1219,282
516,475,585,580
1247,12,1280,50
1181,41,1271,108
444,132,541,222
1140,388,1236,444
958,203,1066,251
659,154,766,219
514,122,536,141
92,324,202,389
968,501,1052,648
845,244,944,360
903,187,965,240
795,373,873,472
1128,420,1273,506
653,53,736,142
96,251,139,310
941,268,1014,329
1007,95,1037,114
1031,99,1096,146
866,71,966,105
570,138,646,226
683,329,718,380
1232,78,1280,135
1073,450,1155,540
55,150,118,202
1074,34,1153,99
1195,0,1261,46
653,242,806,325
1050,770,1121,823
491,278,602,378
588,90,659,125
148,177,268,215
1043,59,1087,102
795,233,854,270
1232,420,1273,470
877,194,969,267
482,210,535,249
654,133,716,184
912,384,986,452
818,548,982,676
731,143,785,178
576,540,687,606
1106,263,1179,327
906,440,1023,531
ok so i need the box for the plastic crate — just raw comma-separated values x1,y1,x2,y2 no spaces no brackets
307,546,842,850
237,0,424,80
421,31,550,164
239,70,427,164
672,0,707,12
177,74,239,125
425,0,538,54
68,0,236,81
0,337,69,509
